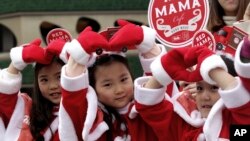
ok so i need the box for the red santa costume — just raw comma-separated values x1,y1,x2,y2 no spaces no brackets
0,39,60,141
57,19,183,140
150,43,250,141
0,69,59,141
57,44,181,141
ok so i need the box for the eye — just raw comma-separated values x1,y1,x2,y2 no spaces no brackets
211,85,219,92
196,85,203,92
103,83,112,88
121,77,128,82
39,78,48,83
57,75,61,80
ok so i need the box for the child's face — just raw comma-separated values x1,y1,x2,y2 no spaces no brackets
218,0,239,16
38,61,62,104
195,81,220,118
94,61,134,109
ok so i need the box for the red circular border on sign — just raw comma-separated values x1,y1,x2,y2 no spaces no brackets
148,0,209,48
46,28,72,44
192,29,216,51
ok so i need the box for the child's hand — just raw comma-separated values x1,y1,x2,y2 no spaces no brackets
66,27,109,65
109,19,156,53
10,39,53,70
150,47,227,85
46,39,68,63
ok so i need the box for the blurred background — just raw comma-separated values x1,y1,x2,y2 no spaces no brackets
0,0,150,94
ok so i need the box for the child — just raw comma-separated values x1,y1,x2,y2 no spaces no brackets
29,56,64,141
149,40,250,140
56,20,177,141
0,38,64,141
207,0,250,33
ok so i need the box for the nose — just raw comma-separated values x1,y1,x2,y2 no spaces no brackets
114,83,124,95
49,80,60,90
200,91,211,101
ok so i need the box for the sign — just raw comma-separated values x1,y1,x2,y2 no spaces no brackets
213,26,247,56
192,29,216,51
148,0,209,48
46,28,72,44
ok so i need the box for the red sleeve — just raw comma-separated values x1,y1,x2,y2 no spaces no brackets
136,100,200,141
0,93,18,126
229,102,250,124
61,88,88,140
135,100,175,140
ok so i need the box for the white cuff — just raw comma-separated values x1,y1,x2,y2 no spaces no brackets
134,76,165,105
150,56,173,86
0,69,22,94
10,46,27,70
200,55,228,84
61,65,89,91
219,77,250,108
66,39,90,65
136,26,156,53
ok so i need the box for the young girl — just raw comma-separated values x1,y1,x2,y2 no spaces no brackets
207,0,250,33
149,38,250,140
29,57,64,141
0,38,64,141
56,20,178,141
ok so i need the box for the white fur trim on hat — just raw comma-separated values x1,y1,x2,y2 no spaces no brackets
200,54,228,84
219,77,250,108
136,26,156,53
139,44,166,74
150,56,173,86
234,40,250,78
0,69,22,94
66,39,90,65
10,46,27,70
134,76,165,105
61,65,89,91
59,104,78,141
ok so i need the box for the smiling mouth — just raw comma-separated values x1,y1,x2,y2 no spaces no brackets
116,96,126,101
50,92,61,97
201,105,212,109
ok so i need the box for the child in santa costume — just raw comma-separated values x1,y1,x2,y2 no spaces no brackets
54,19,182,141
149,36,250,140
0,39,65,141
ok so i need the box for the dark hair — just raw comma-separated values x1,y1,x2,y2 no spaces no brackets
29,57,64,141
207,0,250,33
88,54,132,140
88,54,133,88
